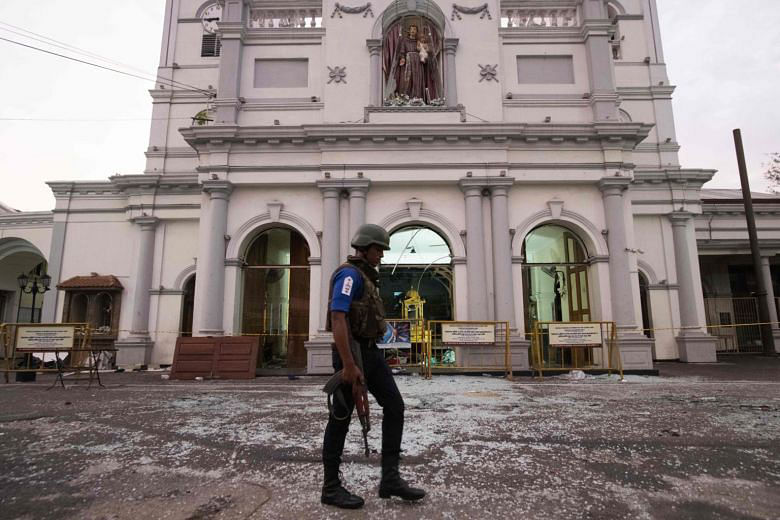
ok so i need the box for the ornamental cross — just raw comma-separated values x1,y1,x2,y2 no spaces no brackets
328,66,347,84
478,64,499,82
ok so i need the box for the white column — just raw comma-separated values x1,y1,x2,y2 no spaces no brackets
129,217,159,336
367,39,382,106
214,0,249,124
489,181,515,327
459,179,488,320
582,0,618,121
194,181,232,335
667,211,718,361
348,183,369,244
444,39,459,107
598,178,637,330
668,212,704,334
760,255,780,336
318,182,342,330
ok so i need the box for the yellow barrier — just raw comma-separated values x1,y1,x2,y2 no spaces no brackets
530,321,622,380
424,321,512,380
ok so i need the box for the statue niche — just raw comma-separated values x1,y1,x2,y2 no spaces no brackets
383,17,444,106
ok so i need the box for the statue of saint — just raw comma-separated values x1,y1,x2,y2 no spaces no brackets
384,22,442,104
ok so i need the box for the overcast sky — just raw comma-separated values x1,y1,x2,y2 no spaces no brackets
1,1,778,212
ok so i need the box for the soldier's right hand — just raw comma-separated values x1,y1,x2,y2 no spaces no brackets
341,363,365,387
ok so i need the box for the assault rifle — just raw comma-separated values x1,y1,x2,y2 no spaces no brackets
322,335,371,458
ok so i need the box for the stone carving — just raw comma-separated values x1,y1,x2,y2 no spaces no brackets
478,64,499,82
327,66,347,84
451,3,492,21
331,2,374,18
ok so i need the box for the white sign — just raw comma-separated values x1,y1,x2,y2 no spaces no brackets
548,323,602,346
16,326,76,351
442,323,495,345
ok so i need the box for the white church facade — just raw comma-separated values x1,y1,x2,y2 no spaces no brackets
2,0,780,374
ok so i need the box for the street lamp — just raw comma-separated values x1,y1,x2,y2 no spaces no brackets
17,271,51,323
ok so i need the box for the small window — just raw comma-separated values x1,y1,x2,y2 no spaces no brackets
254,59,309,88
201,33,221,57
516,55,574,84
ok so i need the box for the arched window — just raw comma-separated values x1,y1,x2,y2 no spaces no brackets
379,226,453,321
180,276,196,337
638,272,653,339
242,228,310,372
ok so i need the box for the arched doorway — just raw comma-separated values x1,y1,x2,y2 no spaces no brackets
379,226,453,322
180,276,195,337
522,224,590,326
638,272,653,339
242,227,310,373
522,224,591,366
0,238,49,323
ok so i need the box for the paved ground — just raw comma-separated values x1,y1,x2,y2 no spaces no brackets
1,356,779,519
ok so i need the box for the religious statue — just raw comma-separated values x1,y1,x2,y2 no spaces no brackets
384,21,443,105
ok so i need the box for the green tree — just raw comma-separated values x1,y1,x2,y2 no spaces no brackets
764,152,780,193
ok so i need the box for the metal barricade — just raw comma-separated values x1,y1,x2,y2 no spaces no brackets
378,319,427,376
530,321,622,379
703,297,762,353
423,321,511,380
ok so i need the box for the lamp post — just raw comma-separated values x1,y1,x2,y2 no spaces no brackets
17,271,51,323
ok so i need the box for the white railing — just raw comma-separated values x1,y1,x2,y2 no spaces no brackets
500,8,579,28
248,8,323,28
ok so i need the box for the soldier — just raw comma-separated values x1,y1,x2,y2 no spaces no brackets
321,224,426,509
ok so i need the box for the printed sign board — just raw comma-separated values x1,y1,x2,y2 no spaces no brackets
16,326,76,351
377,321,412,349
548,323,602,347
442,323,495,345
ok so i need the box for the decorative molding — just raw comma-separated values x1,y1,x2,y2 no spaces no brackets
378,207,466,258
327,66,347,84
478,64,499,82
513,208,609,257
637,260,660,285
407,198,423,219
227,209,321,259
547,199,564,219
331,2,373,18
452,3,492,21
267,201,283,222
149,288,184,296
173,264,197,291
364,104,467,123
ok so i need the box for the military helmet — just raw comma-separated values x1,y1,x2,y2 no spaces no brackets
351,224,391,250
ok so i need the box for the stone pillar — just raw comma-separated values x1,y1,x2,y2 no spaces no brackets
115,216,158,367
598,178,653,369
318,182,342,330
668,212,718,362
759,255,780,352
459,179,488,320
444,39,459,107
214,0,249,124
347,181,370,244
582,0,618,121
489,181,515,327
367,39,382,106
193,181,233,336
40,221,66,323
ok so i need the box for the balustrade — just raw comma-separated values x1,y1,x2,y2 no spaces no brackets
248,8,323,28
500,8,579,28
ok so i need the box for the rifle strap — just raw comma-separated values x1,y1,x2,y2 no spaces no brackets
327,387,352,421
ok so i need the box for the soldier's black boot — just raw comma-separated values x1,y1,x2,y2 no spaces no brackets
321,467,364,509
379,453,426,501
